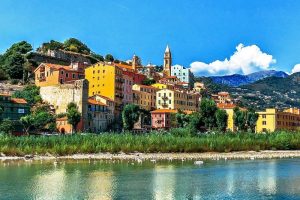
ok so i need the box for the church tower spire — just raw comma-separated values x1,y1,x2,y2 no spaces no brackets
163,45,172,76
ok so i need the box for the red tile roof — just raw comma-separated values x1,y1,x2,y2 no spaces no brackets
11,98,27,104
151,109,177,113
217,103,236,109
88,99,108,106
35,63,80,73
91,95,114,102
134,84,157,89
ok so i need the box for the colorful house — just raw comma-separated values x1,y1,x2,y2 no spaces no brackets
151,109,177,129
156,89,200,111
256,108,300,132
171,65,194,89
34,63,85,87
132,84,158,111
217,103,237,131
122,74,133,105
0,94,30,134
85,62,123,114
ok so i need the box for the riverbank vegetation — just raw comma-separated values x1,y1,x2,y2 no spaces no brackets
0,130,300,156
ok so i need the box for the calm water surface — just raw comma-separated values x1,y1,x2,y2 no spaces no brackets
1,158,300,200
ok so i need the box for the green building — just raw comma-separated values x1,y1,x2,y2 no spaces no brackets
0,94,30,134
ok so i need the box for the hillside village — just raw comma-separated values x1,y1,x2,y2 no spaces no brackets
1,39,300,135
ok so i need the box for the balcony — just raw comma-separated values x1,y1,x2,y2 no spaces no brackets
161,103,168,107
162,96,168,101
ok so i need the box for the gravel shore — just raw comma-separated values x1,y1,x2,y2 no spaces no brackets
2,150,300,162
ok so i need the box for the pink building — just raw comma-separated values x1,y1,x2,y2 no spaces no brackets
122,74,133,105
151,109,177,129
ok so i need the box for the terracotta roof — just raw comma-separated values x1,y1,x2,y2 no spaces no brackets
217,103,236,109
114,63,135,71
151,109,177,113
88,99,108,106
134,84,157,89
92,95,114,102
166,76,177,79
218,92,229,96
35,63,80,72
11,98,27,104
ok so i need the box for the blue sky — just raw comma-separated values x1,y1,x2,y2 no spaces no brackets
1,0,300,76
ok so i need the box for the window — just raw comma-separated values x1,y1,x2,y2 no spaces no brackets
66,73,69,78
61,71,64,75
93,70,95,74
72,74,76,79
262,114,266,118
262,121,266,125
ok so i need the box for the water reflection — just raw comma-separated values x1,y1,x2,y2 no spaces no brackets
87,171,114,200
258,161,277,195
31,168,66,200
153,165,176,200
1,159,300,199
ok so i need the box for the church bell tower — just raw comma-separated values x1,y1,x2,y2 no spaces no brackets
163,45,172,76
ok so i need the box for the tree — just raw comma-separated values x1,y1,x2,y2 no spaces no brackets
246,110,259,132
233,107,247,131
20,115,34,135
105,54,114,62
142,78,156,86
0,41,32,80
33,111,55,132
63,38,90,54
187,112,204,134
12,85,41,105
4,52,25,79
215,109,228,132
0,119,14,135
176,110,189,128
122,104,140,130
199,98,218,130
91,53,104,62
38,40,64,52
66,102,81,133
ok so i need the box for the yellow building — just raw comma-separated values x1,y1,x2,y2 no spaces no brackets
85,62,123,114
256,108,300,132
151,83,174,90
217,103,237,131
156,89,199,111
132,84,158,111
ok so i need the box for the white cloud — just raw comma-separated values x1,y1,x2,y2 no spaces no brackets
189,44,276,76
291,64,300,74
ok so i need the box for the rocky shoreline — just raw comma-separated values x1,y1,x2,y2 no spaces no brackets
2,150,300,162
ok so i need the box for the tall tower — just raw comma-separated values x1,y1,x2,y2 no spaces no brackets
163,45,172,76
132,54,138,71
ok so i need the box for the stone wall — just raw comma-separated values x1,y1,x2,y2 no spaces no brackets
40,79,89,130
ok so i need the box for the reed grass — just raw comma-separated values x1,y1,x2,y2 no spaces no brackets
1,130,300,156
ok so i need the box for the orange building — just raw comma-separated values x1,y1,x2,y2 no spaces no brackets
34,63,85,86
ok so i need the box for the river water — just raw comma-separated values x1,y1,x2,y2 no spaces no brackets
1,158,300,200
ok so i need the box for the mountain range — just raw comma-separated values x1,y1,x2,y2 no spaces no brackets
196,71,300,110
210,70,288,87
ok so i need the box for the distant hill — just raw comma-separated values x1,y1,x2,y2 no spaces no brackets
196,72,300,110
210,70,288,87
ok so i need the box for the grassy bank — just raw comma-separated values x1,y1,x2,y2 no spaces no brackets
1,130,300,156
